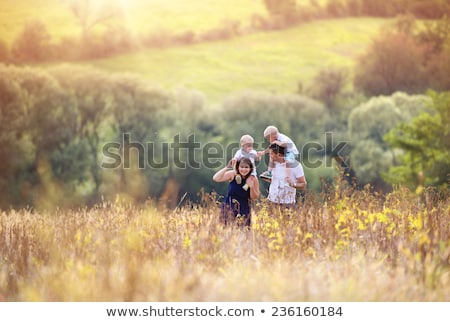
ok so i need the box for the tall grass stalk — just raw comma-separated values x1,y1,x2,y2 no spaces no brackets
1,186,449,301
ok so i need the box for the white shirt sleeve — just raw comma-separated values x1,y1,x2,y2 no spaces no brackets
277,133,299,155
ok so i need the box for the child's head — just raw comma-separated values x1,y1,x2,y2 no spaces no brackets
240,134,254,153
263,126,279,142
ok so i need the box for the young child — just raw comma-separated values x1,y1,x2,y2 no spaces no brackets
232,134,259,188
258,126,299,186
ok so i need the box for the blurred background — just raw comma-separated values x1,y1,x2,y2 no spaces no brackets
0,0,449,210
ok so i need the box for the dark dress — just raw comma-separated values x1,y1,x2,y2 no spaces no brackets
220,175,252,227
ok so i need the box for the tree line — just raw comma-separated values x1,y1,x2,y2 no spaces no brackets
1,61,448,210
1,0,449,63
1,10,449,209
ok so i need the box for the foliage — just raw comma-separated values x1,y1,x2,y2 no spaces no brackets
3,62,447,208
0,72,34,206
354,15,450,96
307,66,349,109
0,40,8,62
407,0,450,19
416,16,450,92
218,90,328,145
0,62,341,208
0,66,211,206
106,73,174,201
416,15,450,55
263,0,299,26
384,91,450,190
48,64,115,195
0,64,88,207
327,0,450,19
348,92,430,188
11,19,52,62
353,30,428,96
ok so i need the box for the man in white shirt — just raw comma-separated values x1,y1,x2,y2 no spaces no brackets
264,143,307,206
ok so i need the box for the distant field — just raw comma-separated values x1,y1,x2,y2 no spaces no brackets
87,18,388,104
0,0,267,45
2,0,389,104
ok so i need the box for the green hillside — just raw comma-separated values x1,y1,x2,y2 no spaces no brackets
86,18,387,104
2,0,389,104
0,0,267,45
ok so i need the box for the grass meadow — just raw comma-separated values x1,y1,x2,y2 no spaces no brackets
1,184,449,301
89,18,387,104
1,0,388,103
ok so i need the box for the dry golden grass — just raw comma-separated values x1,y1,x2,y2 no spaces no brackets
1,185,449,301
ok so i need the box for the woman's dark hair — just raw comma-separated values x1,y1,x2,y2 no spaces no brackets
235,157,254,178
269,143,286,156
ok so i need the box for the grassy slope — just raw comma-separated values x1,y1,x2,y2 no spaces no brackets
0,0,266,45
87,18,386,104
1,1,388,104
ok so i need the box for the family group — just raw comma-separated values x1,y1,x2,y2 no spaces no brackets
212,125,307,227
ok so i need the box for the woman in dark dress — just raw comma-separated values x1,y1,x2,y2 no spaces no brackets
212,157,259,227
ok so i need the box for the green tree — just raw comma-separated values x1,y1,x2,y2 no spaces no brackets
0,66,34,207
159,87,214,203
218,91,328,150
384,91,450,189
49,65,113,198
21,68,88,208
107,73,173,201
0,65,88,208
348,92,430,189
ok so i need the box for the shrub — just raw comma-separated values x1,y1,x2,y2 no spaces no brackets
408,0,450,19
0,40,9,62
11,19,53,62
308,66,349,109
354,30,428,96
348,92,430,189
